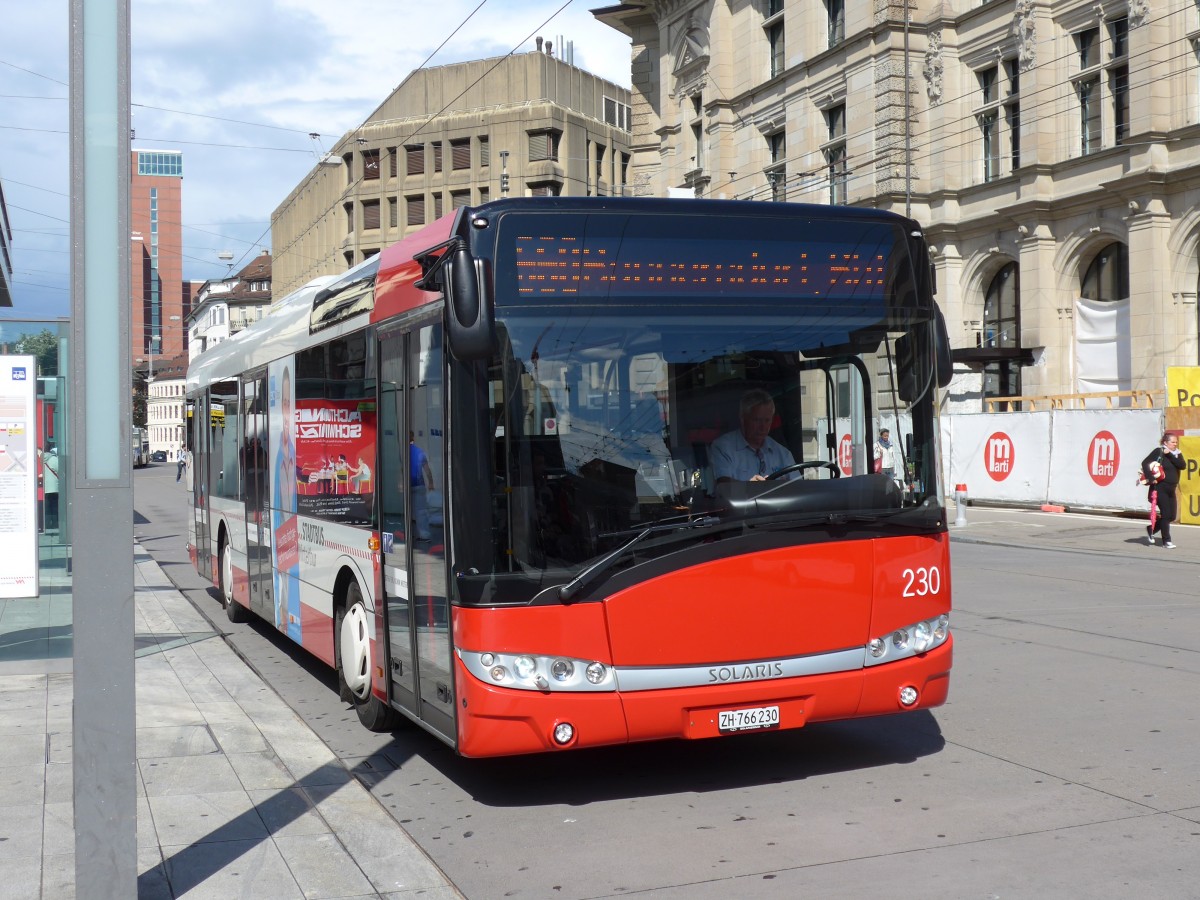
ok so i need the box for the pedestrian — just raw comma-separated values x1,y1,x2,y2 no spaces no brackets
176,449,187,483
873,428,897,478
1142,432,1185,549
409,432,435,540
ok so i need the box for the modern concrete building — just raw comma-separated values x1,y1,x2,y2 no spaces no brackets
271,47,633,296
185,251,273,359
595,0,1200,410
131,149,189,372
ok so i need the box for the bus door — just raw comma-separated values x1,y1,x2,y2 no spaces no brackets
378,324,454,739
241,371,272,617
191,395,212,582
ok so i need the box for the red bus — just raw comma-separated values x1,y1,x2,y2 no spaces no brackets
186,197,953,757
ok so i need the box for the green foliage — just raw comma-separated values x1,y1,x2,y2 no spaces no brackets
14,329,59,375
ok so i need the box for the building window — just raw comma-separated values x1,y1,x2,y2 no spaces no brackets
603,96,631,130
388,197,398,228
136,151,183,177
528,180,562,197
827,0,844,48
1081,243,1129,303
1073,23,1132,156
405,145,424,176
478,135,490,167
362,199,380,231
528,129,562,162
344,201,353,234
432,141,443,173
450,138,471,170
1078,76,1102,155
766,131,786,201
406,195,425,227
362,149,380,180
823,104,847,206
1006,59,1021,170
1110,18,1129,145
767,22,785,78
451,190,471,210
433,193,443,220
387,146,398,178
594,142,606,191
975,61,1021,182
766,0,783,14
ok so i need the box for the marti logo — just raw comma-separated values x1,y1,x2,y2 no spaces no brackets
984,432,1014,481
838,434,853,475
1087,430,1119,486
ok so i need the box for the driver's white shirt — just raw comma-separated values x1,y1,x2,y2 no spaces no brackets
710,430,796,481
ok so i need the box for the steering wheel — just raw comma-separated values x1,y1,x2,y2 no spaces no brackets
766,460,841,480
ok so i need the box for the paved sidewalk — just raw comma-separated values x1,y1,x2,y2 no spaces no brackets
6,544,460,900
948,501,1200,561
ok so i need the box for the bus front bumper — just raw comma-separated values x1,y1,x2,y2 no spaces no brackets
452,638,952,758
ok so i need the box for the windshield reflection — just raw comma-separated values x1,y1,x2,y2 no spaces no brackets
472,307,940,588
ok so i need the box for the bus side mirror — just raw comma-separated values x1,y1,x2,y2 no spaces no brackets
895,306,952,402
446,250,497,361
934,305,952,388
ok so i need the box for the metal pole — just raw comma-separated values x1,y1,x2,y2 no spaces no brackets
70,0,136,896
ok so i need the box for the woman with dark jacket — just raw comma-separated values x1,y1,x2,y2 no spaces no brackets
1143,432,1186,548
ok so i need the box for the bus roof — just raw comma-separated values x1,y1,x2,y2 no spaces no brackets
372,213,456,324
186,275,337,393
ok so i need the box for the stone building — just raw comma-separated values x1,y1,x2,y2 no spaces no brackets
271,47,634,297
595,0,1200,409
185,251,272,360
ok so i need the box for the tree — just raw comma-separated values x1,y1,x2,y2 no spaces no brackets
133,368,147,428
14,329,59,376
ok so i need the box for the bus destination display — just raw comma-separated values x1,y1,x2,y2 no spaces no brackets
506,227,896,302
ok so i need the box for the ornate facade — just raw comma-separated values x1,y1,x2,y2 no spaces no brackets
596,0,1200,407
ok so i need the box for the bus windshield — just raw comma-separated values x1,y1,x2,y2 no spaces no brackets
456,301,942,602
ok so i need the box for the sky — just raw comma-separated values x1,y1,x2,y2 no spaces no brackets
0,0,633,322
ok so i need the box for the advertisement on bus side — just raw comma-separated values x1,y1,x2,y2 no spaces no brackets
292,398,375,524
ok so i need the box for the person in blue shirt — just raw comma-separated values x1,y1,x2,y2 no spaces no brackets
709,388,795,483
409,432,435,540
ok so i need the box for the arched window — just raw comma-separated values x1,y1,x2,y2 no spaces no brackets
1076,242,1130,400
1081,242,1128,301
981,263,1021,400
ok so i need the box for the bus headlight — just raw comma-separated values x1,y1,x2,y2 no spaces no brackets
460,651,615,691
912,621,933,652
864,615,951,667
551,659,574,681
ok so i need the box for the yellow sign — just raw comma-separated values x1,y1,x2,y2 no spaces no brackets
1177,435,1200,525
1166,367,1200,407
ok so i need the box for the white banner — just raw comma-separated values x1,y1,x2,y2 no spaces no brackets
1047,409,1161,509
1075,298,1131,402
0,356,39,599
948,412,1052,503
943,408,1164,512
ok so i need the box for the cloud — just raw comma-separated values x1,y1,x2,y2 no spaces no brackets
1,0,632,318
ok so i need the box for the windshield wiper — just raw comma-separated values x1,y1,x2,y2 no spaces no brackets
557,516,721,602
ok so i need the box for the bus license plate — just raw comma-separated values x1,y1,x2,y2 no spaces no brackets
718,705,780,733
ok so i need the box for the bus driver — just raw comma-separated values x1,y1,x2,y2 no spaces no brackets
710,388,796,483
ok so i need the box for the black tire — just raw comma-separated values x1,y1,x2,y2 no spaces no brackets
220,537,250,623
336,580,403,732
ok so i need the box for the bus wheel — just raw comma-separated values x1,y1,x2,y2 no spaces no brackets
336,581,402,732
220,539,249,623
